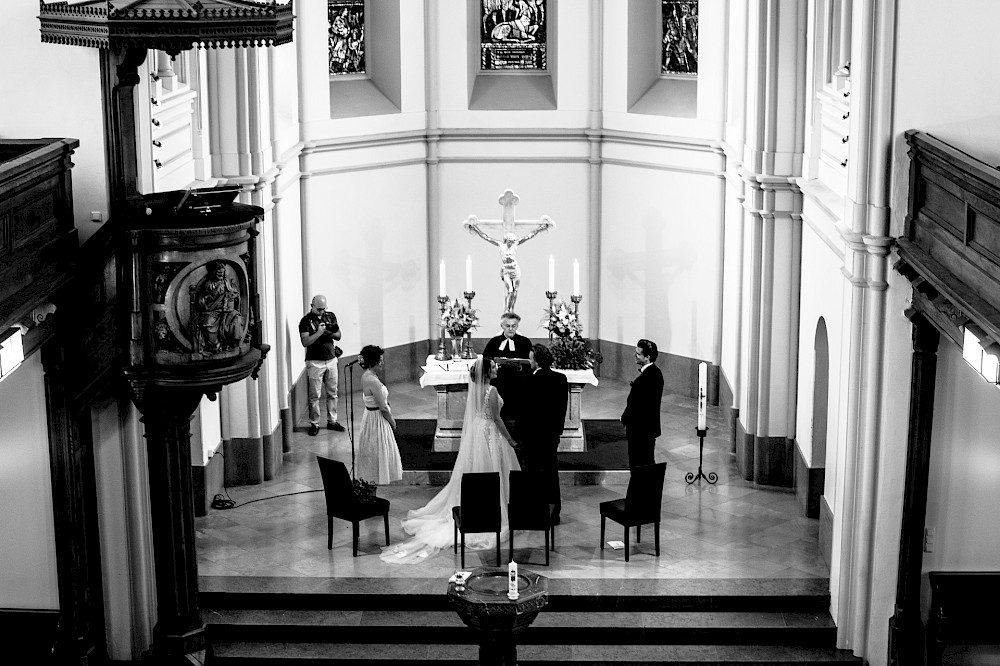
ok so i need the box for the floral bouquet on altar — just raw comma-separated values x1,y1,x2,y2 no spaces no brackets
542,299,584,338
441,298,479,337
550,335,603,370
542,300,602,370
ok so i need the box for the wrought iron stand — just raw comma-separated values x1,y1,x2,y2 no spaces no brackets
685,427,718,485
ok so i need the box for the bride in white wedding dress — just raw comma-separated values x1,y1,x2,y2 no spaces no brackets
380,357,521,564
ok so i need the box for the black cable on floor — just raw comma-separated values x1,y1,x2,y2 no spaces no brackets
210,451,236,509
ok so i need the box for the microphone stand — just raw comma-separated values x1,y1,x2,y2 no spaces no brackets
344,359,359,479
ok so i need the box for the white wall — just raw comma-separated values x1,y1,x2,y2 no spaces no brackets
599,163,723,360
795,226,845,471
192,395,223,466
888,0,1000,236
0,0,109,245
0,353,58,609
924,343,1000,572
303,163,431,352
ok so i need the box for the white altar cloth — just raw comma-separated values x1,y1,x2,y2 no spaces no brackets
419,355,598,388
418,355,598,452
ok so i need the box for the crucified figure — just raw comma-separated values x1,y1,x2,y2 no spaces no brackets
463,189,555,313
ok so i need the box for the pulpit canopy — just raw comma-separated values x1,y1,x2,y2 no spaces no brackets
39,0,294,56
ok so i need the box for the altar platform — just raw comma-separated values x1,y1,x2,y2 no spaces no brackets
195,376,827,582
419,355,598,452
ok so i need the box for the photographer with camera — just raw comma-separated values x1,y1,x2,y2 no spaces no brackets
299,294,345,436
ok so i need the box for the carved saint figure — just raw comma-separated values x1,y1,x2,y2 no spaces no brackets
463,190,554,313
191,260,245,355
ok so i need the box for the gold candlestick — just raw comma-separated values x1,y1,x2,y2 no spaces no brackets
545,290,558,342
571,294,582,315
462,291,476,359
435,295,451,361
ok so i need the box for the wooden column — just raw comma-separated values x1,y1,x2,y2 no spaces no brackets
99,46,146,218
42,340,105,665
138,388,207,658
887,313,940,666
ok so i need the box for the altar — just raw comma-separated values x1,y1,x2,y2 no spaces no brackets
419,355,598,453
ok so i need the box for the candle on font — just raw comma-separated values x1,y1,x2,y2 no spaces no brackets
465,256,472,293
573,259,580,296
697,362,708,430
548,255,555,292
439,260,446,297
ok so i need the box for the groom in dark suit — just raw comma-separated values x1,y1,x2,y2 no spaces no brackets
519,344,569,523
621,338,664,468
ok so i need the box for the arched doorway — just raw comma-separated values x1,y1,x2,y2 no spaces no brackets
812,318,829,467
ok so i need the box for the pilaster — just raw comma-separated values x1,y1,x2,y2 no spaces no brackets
832,0,898,654
204,46,283,480
730,0,808,486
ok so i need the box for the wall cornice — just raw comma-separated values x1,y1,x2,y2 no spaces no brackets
292,127,728,177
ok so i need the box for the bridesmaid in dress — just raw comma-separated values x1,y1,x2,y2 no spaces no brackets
356,345,403,484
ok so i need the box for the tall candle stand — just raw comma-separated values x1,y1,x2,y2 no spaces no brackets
435,295,451,361
545,290,558,341
685,425,718,485
462,291,477,359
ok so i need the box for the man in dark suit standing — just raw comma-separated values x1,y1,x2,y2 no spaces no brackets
519,344,569,523
482,312,532,431
620,338,664,468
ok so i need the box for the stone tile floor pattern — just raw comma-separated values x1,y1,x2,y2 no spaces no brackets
195,376,828,581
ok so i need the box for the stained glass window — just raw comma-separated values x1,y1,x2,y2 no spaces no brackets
328,1,365,76
661,0,698,77
480,0,547,71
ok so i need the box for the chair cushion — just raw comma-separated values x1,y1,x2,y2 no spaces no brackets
600,498,627,519
331,495,389,522
509,502,555,530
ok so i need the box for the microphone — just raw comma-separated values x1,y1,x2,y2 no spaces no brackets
346,358,360,367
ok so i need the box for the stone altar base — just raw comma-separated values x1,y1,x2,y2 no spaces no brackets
432,381,588,453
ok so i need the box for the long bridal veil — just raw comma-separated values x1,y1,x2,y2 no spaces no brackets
380,357,519,564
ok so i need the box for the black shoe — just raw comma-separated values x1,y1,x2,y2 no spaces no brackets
327,422,345,432
308,424,320,436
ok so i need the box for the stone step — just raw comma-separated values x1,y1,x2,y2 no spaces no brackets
205,609,837,646
207,641,863,664
199,577,831,614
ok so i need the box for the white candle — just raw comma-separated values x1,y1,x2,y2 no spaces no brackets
465,256,472,293
573,259,580,296
508,560,519,600
439,260,446,297
548,255,555,292
697,362,708,430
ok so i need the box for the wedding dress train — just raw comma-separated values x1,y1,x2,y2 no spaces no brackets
381,358,520,564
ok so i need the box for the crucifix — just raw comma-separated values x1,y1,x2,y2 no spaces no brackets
463,189,555,313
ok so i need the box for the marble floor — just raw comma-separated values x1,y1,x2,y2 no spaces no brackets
195,375,828,582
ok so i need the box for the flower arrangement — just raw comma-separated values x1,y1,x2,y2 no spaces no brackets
441,299,479,337
352,477,379,503
550,335,603,370
542,299,584,338
541,300,602,370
